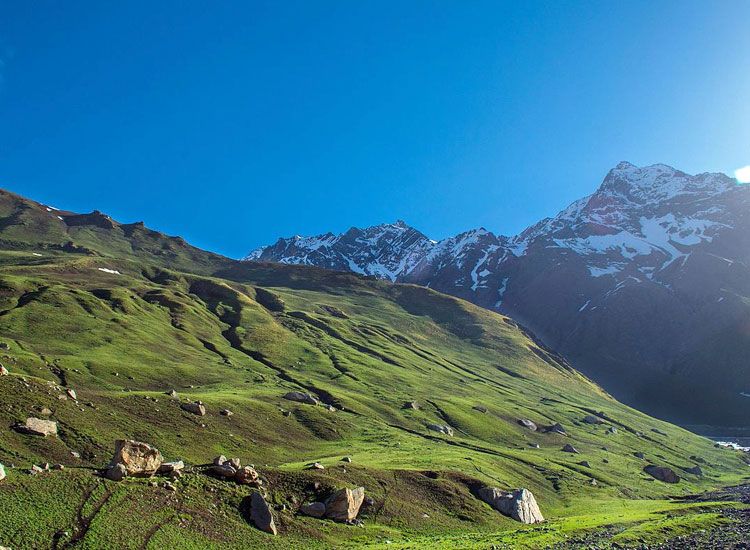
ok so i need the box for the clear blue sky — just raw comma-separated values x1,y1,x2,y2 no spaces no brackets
1,1,748,258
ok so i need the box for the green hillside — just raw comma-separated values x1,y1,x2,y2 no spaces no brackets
0,189,747,549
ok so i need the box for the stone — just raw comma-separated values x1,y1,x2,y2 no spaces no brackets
308,462,325,470
213,455,227,466
66,388,77,400
158,461,184,474
249,491,277,535
426,424,454,436
105,463,127,481
0,463,5,481
15,417,58,437
607,426,618,434
562,444,579,453
517,419,537,431
578,461,591,468
181,401,206,416
341,456,352,463
582,415,604,425
226,457,241,469
325,487,365,522
685,465,703,476
472,405,488,413
235,466,259,485
634,452,645,459
402,401,419,410
477,487,544,524
283,391,318,405
589,478,598,486
547,423,567,435
166,390,178,398
300,501,326,518
219,409,233,416
643,465,680,483
0,365,7,376
529,443,541,449
110,439,163,476
39,407,53,416
211,464,237,478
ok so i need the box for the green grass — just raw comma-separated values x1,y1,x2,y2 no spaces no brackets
0,189,747,548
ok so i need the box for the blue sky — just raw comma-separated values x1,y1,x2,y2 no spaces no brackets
1,1,748,258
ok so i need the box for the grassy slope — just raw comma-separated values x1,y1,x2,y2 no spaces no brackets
0,189,747,549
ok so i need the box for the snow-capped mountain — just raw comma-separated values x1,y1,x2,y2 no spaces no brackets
245,162,750,431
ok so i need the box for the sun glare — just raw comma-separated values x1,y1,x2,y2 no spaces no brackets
734,165,750,183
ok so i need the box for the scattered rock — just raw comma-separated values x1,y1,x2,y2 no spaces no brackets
341,456,352,463
219,409,233,417
110,439,163,476
39,407,52,416
158,461,184,474
0,463,5,481
249,491,277,535
426,423,454,436
589,478,598,486
181,401,206,416
546,423,567,436
472,405,488,413
0,365,7,376
477,487,544,524
643,465,680,483
402,401,419,410
529,443,541,449
52,464,64,470
308,462,325,470
325,487,365,522
607,426,618,434
685,465,703,476
105,463,127,481
211,464,237,478
236,466,259,485
517,419,537,431
634,452,645,459
582,415,604,425
226,457,241,469
300,501,326,518
562,444,579,453
213,455,227,466
166,390,178,398
14,417,58,437
66,388,77,400
578,461,591,468
283,391,318,405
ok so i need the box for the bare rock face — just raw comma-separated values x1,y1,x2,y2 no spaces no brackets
15,417,58,437
110,440,163,476
517,419,537,431
300,501,326,518
325,487,365,522
283,391,318,405
181,401,206,416
644,465,680,483
477,487,544,524
249,491,277,535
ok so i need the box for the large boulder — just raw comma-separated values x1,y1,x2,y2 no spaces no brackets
283,391,318,405
644,465,680,483
477,487,544,524
15,417,58,437
249,491,277,535
181,401,206,416
300,501,326,518
110,440,163,476
325,487,365,522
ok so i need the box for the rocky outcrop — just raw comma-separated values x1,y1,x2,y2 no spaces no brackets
109,440,163,476
426,424,454,436
477,487,544,524
249,491,277,535
283,391,318,405
644,465,680,483
325,487,365,522
14,417,58,437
